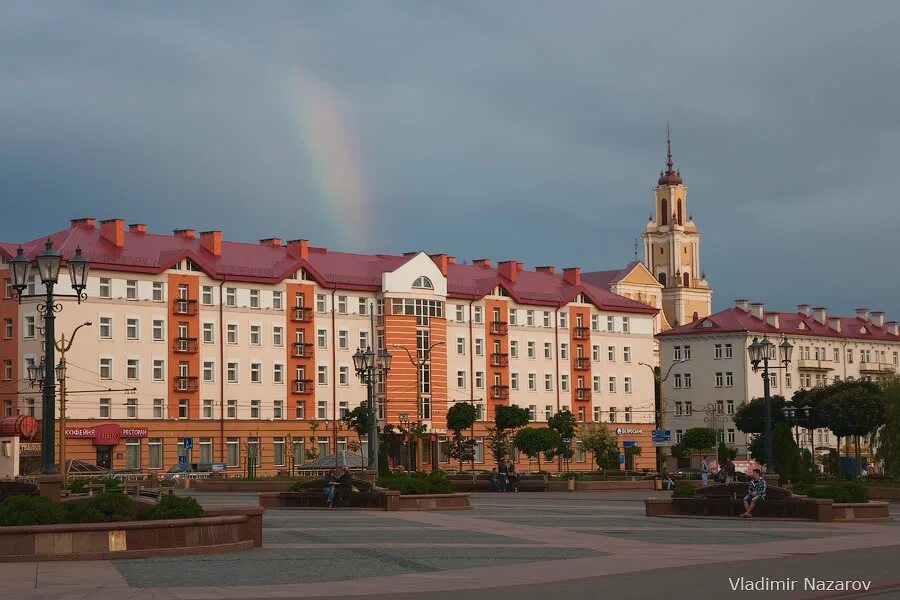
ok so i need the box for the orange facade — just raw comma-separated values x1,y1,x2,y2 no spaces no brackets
484,298,510,421
0,275,17,415
167,274,201,419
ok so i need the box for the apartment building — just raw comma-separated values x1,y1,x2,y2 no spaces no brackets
658,299,900,458
0,218,660,474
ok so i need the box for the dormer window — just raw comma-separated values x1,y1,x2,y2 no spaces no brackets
412,276,433,290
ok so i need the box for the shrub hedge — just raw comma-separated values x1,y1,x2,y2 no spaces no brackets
0,495,66,526
140,494,203,520
792,481,867,503
377,471,453,495
0,491,204,526
671,483,697,498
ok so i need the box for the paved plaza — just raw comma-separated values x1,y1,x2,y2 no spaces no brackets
3,491,899,599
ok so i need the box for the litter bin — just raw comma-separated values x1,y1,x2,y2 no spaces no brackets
653,477,663,491
567,478,576,492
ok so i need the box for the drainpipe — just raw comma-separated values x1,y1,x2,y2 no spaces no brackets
219,278,226,463
555,306,561,413
331,287,338,462
469,298,476,470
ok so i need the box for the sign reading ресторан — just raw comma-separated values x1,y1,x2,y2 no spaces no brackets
65,423,148,445
615,428,644,436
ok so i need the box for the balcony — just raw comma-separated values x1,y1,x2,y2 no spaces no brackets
173,337,198,353
292,306,313,322
573,326,590,340
575,388,592,401
574,357,591,371
292,342,315,358
173,376,199,392
292,379,314,394
172,298,198,316
859,362,896,374
490,384,510,400
489,321,508,335
797,359,834,371
490,352,509,367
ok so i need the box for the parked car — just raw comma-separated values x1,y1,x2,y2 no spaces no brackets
161,462,225,481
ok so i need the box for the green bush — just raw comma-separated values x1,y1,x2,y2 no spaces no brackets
65,476,122,494
794,482,867,503
0,495,66,526
671,483,697,498
141,495,203,521
69,492,140,523
377,471,453,495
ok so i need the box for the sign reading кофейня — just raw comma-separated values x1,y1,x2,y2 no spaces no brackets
65,423,148,445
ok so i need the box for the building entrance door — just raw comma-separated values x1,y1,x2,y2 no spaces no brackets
96,446,112,469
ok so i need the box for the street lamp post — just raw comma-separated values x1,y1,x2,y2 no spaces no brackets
747,334,793,474
352,346,392,473
10,241,90,476
639,358,688,472
393,341,445,471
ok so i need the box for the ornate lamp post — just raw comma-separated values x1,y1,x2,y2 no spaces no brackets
639,358,688,472
352,346,392,473
747,334,793,474
10,241,90,475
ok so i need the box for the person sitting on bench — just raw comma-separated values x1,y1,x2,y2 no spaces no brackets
324,469,340,508
336,467,353,506
741,469,766,518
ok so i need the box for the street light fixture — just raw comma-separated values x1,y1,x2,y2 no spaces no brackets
9,240,91,475
353,346,392,473
748,333,793,474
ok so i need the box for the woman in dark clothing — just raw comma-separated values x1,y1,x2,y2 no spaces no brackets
336,467,353,506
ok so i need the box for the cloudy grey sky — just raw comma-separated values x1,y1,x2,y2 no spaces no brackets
2,2,899,316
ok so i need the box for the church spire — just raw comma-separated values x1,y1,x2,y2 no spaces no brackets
658,123,683,186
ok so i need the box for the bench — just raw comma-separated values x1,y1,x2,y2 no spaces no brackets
675,482,815,518
85,484,106,496
447,474,549,492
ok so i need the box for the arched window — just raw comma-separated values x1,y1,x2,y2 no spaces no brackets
677,200,683,225
661,199,668,225
658,272,667,286
412,276,433,289
683,272,690,287
692,311,699,322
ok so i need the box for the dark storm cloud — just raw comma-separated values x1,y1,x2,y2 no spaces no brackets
2,1,899,315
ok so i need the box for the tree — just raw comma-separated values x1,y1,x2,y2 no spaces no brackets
818,379,887,477
446,403,478,470
733,395,787,434
488,405,531,467
343,401,372,457
681,428,717,454
548,409,578,470
513,427,562,472
717,442,738,461
876,375,900,478
749,422,807,482
579,423,620,472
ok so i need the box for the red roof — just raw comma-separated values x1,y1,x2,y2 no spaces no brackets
0,221,656,314
659,307,900,342
582,261,642,289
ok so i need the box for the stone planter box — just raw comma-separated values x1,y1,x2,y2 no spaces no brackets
259,491,470,511
397,493,471,511
0,506,264,561
645,497,891,522
866,487,900,503
193,479,295,492
574,480,653,491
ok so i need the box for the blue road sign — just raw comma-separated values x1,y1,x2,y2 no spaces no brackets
623,441,638,447
178,455,187,465
618,454,625,464
183,437,193,450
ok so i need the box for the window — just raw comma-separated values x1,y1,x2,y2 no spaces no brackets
456,337,466,355
475,338,483,356
178,400,188,418
526,310,534,326
316,294,327,313
273,364,284,384
359,331,369,350
624,407,632,422
225,288,236,307
226,324,238,344
295,402,305,419
250,325,261,346
527,341,536,359
623,346,631,363
559,313,568,329
542,311,550,327
200,361,213,382
126,358,139,381
3,318,11,339
608,407,617,422
473,306,483,324
338,330,349,350
99,316,112,339
527,405,536,421
543,342,552,359
674,374,682,389
474,437,485,463
123,318,138,340
725,344,733,359
593,375,601,392
683,345,691,359
727,429,735,444
317,329,327,349
339,365,349,385
100,398,111,418
227,362,238,383
100,358,112,380
412,276,433,290
457,370,466,388
317,365,328,385
785,372,792,387
590,315,599,331
24,316,35,339
249,289,260,309
676,429,684,444
608,346,615,362
99,278,111,298
358,298,368,315
203,322,214,343
202,286,213,305
674,346,682,360
336,295,348,314
2,360,11,381
249,399,260,419
509,310,517,326
528,373,536,391
249,363,262,383
715,372,723,387
685,401,693,416
560,343,569,360
675,401,683,416
225,399,237,418
317,400,327,420
726,400,735,415
608,377,616,393
544,373,553,391
273,326,285,347
622,317,630,333
509,340,518,358
714,344,722,359
726,372,734,387
455,305,465,322
148,438,163,469
125,398,138,418
226,438,240,467
510,372,519,390
152,398,164,419
475,371,484,389
126,280,137,300
607,316,615,332
560,374,569,391
684,373,692,388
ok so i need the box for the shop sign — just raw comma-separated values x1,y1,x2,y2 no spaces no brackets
19,442,41,457
615,428,644,436
65,423,148,446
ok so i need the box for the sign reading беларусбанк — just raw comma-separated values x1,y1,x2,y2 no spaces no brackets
729,578,872,592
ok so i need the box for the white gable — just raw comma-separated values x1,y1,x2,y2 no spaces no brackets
382,252,447,296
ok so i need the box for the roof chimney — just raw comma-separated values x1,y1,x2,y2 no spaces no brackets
173,228,195,239
200,230,222,257
828,317,842,333
734,299,750,312
536,266,556,274
750,302,765,320
99,219,125,248
562,267,581,286
430,254,450,277
764,312,780,329
797,304,811,316
855,308,869,321
70,218,95,229
286,239,309,261
498,260,519,283
886,321,899,336
871,311,885,327
473,259,491,268
447,256,456,264
259,237,281,247
813,307,827,325
128,223,146,233
403,252,419,258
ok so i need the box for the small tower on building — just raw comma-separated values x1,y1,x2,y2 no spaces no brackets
642,130,712,327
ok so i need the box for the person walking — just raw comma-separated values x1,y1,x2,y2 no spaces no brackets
700,455,710,487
